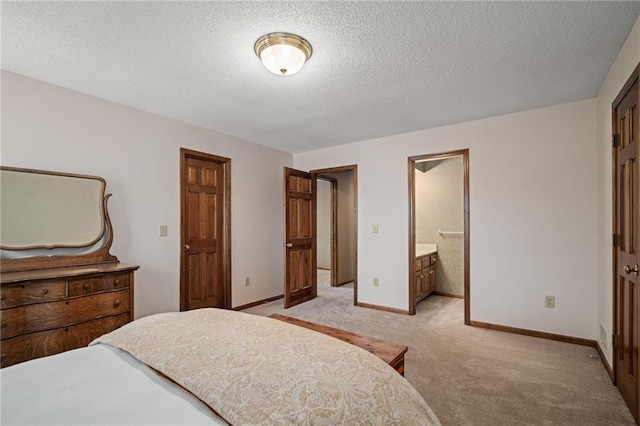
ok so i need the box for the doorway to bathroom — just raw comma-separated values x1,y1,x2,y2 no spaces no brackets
408,149,469,322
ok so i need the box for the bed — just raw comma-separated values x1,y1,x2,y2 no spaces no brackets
1,308,440,425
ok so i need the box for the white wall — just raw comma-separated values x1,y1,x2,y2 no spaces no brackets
295,98,598,339
317,179,331,269
335,171,355,285
595,17,640,366
1,71,292,317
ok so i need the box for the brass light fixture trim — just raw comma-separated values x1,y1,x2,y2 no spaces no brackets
254,32,313,76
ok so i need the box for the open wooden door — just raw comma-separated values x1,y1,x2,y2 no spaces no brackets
613,64,639,424
284,167,317,308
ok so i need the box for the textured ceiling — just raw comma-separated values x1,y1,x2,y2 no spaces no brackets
2,2,640,153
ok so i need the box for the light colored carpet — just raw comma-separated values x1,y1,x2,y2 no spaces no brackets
243,283,635,425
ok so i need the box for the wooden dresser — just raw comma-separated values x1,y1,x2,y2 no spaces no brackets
0,166,139,368
1,263,138,367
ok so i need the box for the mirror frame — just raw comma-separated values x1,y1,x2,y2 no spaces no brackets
0,166,118,272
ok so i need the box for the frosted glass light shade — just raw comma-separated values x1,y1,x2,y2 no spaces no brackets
254,32,312,76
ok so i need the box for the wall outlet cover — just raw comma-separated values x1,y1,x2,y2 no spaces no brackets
544,295,555,308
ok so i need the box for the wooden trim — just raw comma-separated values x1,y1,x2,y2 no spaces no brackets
330,180,338,286
356,301,409,315
596,342,614,381
311,165,358,305
312,164,358,175
233,294,284,311
433,291,464,299
179,148,232,310
470,320,596,347
408,149,470,324
336,279,354,287
612,62,640,107
612,80,619,386
408,157,417,314
611,62,640,388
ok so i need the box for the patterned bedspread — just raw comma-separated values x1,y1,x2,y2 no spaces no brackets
92,308,440,425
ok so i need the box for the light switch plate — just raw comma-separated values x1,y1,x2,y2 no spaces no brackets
159,225,168,237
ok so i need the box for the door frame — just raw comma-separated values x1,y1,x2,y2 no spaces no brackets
611,63,639,396
408,149,470,321
179,148,232,310
311,165,358,305
316,176,338,286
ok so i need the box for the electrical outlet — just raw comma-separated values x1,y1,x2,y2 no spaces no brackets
373,277,379,287
244,277,250,286
372,224,379,233
159,225,168,237
544,295,555,308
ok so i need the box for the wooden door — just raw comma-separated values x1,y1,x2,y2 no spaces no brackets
613,65,639,423
284,167,317,308
180,149,230,311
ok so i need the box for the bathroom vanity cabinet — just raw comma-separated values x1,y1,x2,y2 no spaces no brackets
415,253,437,303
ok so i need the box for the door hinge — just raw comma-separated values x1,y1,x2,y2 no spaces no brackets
613,334,620,349
612,134,617,148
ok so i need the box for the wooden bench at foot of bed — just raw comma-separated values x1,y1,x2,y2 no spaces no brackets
269,314,408,376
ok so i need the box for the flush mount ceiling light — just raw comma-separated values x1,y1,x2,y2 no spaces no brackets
254,32,312,76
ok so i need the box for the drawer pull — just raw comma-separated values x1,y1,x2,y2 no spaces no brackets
83,283,91,290
113,299,121,308
42,288,49,295
1,320,7,329
113,279,120,287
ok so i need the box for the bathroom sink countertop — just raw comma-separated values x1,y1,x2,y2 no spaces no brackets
416,244,437,257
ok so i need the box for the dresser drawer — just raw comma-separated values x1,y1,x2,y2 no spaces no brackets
0,312,130,368
1,280,66,308
1,290,130,339
68,273,130,297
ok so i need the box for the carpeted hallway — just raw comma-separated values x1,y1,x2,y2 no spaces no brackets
243,276,635,425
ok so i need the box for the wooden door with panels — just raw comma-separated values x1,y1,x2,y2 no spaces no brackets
283,167,317,308
613,63,639,424
180,148,231,311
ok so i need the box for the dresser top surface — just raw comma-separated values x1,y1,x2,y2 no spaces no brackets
1,262,139,284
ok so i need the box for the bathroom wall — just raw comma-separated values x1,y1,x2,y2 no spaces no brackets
415,157,464,295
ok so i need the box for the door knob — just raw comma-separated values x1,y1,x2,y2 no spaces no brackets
286,243,293,248
184,244,191,251
623,265,639,275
